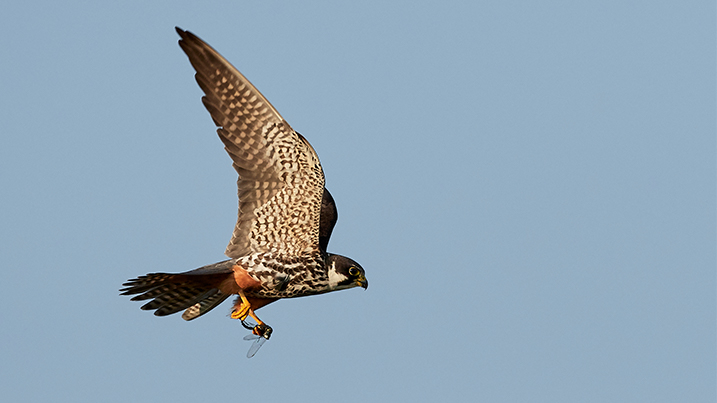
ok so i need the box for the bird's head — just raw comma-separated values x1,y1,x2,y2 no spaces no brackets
326,254,368,291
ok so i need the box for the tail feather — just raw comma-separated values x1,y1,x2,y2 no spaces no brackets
120,266,233,319
140,284,207,315
182,290,231,321
120,273,177,298
133,284,175,302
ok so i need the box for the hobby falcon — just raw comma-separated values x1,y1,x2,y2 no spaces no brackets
121,28,367,357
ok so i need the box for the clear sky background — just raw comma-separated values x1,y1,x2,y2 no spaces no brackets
1,1,714,402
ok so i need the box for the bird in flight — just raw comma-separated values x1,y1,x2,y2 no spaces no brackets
121,27,367,357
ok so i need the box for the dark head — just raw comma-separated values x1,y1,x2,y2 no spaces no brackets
326,254,368,291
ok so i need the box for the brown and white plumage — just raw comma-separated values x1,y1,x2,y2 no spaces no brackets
121,28,366,344
177,28,325,258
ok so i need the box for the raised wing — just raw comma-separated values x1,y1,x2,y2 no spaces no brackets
318,188,338,254
176,28,325,257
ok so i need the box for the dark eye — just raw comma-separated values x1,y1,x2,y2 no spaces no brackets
348,267,360,277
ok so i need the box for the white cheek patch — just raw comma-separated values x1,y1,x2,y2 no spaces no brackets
327,261,349,290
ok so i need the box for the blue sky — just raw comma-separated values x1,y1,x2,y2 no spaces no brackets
1,1,714,402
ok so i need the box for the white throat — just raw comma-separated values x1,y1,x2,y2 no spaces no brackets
327,260,349,290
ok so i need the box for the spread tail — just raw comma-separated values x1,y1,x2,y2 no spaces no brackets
120,260,235,320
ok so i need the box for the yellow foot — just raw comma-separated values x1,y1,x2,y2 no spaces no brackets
231,291,267,324
232,290,272,339
230,302,250,320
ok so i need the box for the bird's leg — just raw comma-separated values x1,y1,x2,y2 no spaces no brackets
230,291,252,321
231,290,272,339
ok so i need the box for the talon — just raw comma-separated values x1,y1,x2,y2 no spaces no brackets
232,290,271,335
231,303,250,320
230,290,254,320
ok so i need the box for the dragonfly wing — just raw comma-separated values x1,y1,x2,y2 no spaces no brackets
245,336,267,358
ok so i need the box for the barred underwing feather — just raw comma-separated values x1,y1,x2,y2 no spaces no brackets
176,28,325,259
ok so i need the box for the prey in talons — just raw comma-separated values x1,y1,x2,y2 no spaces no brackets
231,290,273,353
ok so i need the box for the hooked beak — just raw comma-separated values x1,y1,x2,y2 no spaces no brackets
356,274,368,290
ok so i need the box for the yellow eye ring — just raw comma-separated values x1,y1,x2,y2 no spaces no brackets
348,267,360,277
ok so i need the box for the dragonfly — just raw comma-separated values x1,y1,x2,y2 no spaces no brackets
241,319,272,358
